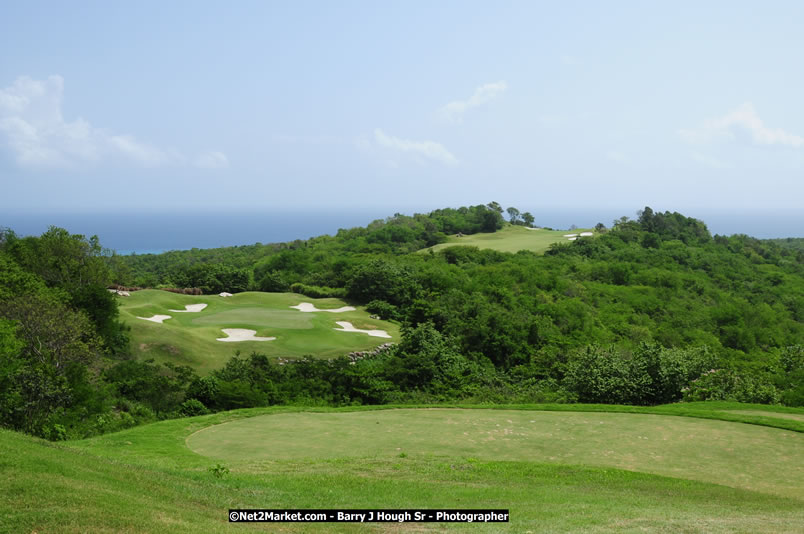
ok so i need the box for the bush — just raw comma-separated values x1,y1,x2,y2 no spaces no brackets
45,423,67,441
179,398,209,417
564,344,715,405
290,283,347,299
365,299,399,320
682,369,780,404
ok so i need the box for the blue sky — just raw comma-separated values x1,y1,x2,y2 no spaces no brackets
1,0,803,217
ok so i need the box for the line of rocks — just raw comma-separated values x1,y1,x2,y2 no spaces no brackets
346,342,395,363
274,343,396,366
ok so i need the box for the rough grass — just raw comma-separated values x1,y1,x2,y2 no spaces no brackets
0,403,804,533
4,403,803,533
118,290,399,373
420,224,594,254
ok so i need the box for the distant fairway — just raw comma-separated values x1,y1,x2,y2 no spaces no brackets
421,224,595,254
119,290,399,373
187,408,804,500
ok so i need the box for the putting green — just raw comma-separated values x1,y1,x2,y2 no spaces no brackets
186,408,804,499
191,308,314,329
119,290,399,373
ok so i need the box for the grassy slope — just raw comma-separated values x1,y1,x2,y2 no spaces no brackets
118,290,400,374
3,403,801,533
420,224,594,254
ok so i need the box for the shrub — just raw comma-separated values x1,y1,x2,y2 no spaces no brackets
179,398,209,417
365,299,399,320
682,369,780,404
290,283,347,299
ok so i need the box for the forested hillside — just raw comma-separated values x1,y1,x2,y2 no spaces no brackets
1,204,802,442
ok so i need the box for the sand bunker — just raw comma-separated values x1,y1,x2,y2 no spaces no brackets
138,315,172,324
568,237,578,241
216,329,276,342
563,233,578,238
580,232,593,237
334,321,391,338
168,304,208,313
291,302,356,313
219,292,233,297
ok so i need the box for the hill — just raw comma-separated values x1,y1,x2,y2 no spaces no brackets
3,403,803,533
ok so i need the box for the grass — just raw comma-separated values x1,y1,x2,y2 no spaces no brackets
2,402,799,532
420,224,595,254
118,290,400,374
186,409,804,500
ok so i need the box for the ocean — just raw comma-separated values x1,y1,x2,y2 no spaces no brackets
2,208,801,255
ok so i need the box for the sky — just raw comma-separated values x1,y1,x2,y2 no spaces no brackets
1,0,803,221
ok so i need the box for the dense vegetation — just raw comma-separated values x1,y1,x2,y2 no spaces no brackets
0,204,802,440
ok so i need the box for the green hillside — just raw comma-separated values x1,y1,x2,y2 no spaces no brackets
119,290,399,373
3,403,803,533
421,224,595,254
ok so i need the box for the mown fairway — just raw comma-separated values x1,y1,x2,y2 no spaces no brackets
2,403,796,533
421,224,595,254
119,290,399,373
187,409,804,500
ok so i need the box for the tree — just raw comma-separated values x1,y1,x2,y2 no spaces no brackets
486,201,503,214
5,227,110,291
522,212,535,227
506,207,521,224
0,294,102,436
346,258,420,306
2,228,126,352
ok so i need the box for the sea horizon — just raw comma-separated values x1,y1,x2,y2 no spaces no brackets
2,207,802,255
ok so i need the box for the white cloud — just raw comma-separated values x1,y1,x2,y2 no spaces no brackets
679,102,804,148
107,135,172,167
373,128,458,166
439,81,508,122
0,75,228,169
194,151,229,169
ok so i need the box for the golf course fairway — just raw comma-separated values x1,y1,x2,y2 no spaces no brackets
420,224,594,254
118,290,399,373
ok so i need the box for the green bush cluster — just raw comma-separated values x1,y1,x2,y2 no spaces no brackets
289,282,347,298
